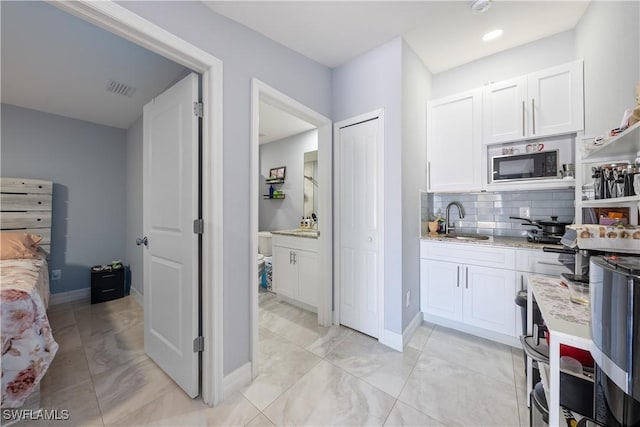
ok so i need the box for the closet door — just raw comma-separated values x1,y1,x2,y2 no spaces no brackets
336,115,382,338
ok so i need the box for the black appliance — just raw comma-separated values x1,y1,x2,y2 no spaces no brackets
589,256,640,426
491,150,559,182
510,216,572,245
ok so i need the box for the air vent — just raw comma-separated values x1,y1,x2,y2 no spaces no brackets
105,80,136,98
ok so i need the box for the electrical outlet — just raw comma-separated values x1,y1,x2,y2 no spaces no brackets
406,290,411,308
519,207,530,218
51,269,61,280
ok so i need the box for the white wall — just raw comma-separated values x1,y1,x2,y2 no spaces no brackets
575,1,640,136
432,30,576,99
125,115,143,296
1,104,127,294
259,130,318,231
401,41,431,330
117,1,332,375
332,37,404,334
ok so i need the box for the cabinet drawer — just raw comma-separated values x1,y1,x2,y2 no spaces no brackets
515,248,571,276
421,241,515,270
91,270,124,304
272,235,318,253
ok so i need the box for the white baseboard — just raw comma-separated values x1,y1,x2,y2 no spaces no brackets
378,311,423,352
422,312,521,348
130,286,143,307
223,362,252,398
49,287,90,306
379,328,403,352
402,311,423,349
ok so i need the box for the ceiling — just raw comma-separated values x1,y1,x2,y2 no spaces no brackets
1,1,188,129
1,1,591,134
205,1,590,73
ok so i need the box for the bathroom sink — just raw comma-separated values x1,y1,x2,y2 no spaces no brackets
443,233,490,241
272,229,319,238
295,229,319,237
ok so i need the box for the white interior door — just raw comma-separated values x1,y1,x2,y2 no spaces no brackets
338,118,380,338
142,72,199,398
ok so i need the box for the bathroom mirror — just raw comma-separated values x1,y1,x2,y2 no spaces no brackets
303,150,318,218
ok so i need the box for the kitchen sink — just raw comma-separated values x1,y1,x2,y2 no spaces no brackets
443,233,491,241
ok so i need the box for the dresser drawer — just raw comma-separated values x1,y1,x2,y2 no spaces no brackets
91,269,125,304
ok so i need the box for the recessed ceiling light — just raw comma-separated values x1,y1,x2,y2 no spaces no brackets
470,0,493,14
482,29,503,42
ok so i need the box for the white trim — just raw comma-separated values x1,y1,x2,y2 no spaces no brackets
250,79,332,380
380,329,403,352
333,110,385,342
402,311,423,349
49,288,90,306
50,1,224,406
422,313,521,348
130,286,144,308
223,362,252,397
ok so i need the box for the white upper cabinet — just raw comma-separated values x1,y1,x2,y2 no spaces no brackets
528,61,584,138
483,76,528,144
483,60,584,144
427,88,483,193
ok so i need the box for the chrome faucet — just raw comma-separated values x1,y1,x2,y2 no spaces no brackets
445,202,465,235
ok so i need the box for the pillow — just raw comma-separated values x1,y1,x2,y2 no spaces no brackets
0,233,42,260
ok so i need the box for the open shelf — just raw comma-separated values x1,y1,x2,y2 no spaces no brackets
265,178,285,184
263,194,285,200
582,195,640,207
583,121,640,161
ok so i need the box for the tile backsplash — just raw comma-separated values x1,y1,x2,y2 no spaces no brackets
421,190,575,237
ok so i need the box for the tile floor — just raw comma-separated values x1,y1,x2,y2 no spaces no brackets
19,292,529,426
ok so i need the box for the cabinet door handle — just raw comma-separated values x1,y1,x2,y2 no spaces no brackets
101,288,116,293
289,251,293,264
465,267,469,289
531,98,536,134
537,261,561,267
101,274,116,279
522,100,525,136
293,252,297,265
521,274,524,290
427,161,431,191
457,266,460,287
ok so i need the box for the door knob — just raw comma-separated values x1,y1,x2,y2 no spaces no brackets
136,236,148,247
368,236,373,242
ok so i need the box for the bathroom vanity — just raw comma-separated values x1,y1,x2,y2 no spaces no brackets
271,230,319,312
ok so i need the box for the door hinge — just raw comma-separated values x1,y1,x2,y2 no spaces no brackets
194,101,203,118
193,218,204,234
193,336,204,352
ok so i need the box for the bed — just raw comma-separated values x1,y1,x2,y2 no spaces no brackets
0,177,58,408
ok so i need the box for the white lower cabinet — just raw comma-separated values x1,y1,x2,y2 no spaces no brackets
272,235,318,309
420,259,462,321
420,241,517,341
463,265,516,336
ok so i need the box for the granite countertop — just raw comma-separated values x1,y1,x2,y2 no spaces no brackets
271,229,319,239
528,274,591,341
420,233,564,250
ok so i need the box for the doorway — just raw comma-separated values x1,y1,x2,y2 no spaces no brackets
250,79,332,378
52,0,224,405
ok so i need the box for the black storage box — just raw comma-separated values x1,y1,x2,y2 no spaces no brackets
91,267,125,304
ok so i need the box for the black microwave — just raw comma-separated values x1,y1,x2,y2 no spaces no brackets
491,150,559,182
